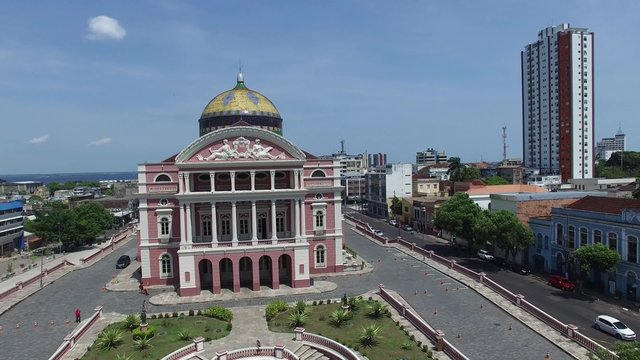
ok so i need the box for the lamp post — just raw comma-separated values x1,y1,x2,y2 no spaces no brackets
39,247,44,288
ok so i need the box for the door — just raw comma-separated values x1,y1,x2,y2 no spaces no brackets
258,218,267,239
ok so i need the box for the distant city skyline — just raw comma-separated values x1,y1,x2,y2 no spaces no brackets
1,1,639,173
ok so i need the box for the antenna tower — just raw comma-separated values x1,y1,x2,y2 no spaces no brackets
502,126,507,162
340,139,345,154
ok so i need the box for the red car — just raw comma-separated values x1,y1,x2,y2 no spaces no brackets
549,275,575,291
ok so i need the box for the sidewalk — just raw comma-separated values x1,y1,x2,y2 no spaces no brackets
0,229,135,316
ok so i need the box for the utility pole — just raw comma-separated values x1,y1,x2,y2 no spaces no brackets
502,126,508,163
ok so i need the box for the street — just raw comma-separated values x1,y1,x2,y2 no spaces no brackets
349,211,640,348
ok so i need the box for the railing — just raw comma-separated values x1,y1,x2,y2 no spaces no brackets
0,260,72,301
300,332,360,360
187,237,298,249
218,346,299,360
161,337,204,360
48,306,103,360
519,299,567,334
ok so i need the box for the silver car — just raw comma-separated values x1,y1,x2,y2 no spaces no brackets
594,315,636,341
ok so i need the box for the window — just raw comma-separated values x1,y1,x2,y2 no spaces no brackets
608,233,618,252
276,217,285,233
593,230,602,244
311,170,326,178
221,219,231,235
556,224,563,245
239,219,249,235
315,245,326,267
160,217,170,236
629,236,638,264
580,228,587,247
568,226,575,248
315,210,324,227
544,236,549,250
202,215,212,236
160,254,172,278
155,174,171,182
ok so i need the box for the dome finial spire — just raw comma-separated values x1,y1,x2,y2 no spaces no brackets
237,61,244,83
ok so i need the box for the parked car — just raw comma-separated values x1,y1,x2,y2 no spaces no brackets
401,224,413,232
492,257,510,268
594,315,636,341
389,219,398,226
477,249,494,261
373,229,384,236
549,275,575,291
511,264,531,275
116,255,131,269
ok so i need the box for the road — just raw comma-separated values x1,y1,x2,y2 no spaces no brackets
351,211,640,348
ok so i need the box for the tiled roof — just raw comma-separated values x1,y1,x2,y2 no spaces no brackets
565,195,640,214
162,153,178,163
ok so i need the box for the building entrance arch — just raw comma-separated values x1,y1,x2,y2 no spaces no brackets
627,271,638,301
219,258,233,290
239,257,253,288
278,254,292,287
198,259,213,291
259,256,272,287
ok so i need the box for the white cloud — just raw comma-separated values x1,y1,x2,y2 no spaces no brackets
86,16,126,41
27,135,49,144
89,137,112,146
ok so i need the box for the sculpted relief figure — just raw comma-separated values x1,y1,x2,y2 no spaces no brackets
250,139,285,160
196,137,285,161
196,139,237,160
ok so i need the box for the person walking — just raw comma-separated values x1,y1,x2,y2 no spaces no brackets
74,308,81,323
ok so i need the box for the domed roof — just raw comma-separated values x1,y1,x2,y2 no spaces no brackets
200,73,281,120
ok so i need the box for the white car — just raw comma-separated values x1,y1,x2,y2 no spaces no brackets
373,229,384,236
594,315,636,341
477,249,494,261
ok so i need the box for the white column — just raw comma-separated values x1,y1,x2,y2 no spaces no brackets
294,170,300,189
180,203,187,243
231,171,236,192
295,199,301,237
185,173,191,193
211,202,218,243
290,199,295,238
209,171,216,193
300,198,306,237
231,201,238,244
251,201,258,242
271,200,278,240
178,174,185,194
270,170,275,190
299,170,304,189
250,171,256,192
185,203,193,243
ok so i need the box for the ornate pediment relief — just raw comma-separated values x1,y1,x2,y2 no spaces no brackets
196,136,286,161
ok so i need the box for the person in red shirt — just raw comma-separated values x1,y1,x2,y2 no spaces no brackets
75,308,81,323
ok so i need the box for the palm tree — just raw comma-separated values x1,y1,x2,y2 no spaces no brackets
367,301,388,319
447,157,463,194
329,309,352,327
96,328,124,351
123,314,141,330
133,336,153,351
287,309,309,328
359,324,381,346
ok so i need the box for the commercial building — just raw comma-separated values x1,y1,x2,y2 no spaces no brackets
137,73,344,296
364,163,412,218
367,153,387,169
596,129,626,161
0,200,24,254
522,24,594,182
415,148,447,166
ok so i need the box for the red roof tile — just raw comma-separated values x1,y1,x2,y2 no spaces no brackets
565,195,640,214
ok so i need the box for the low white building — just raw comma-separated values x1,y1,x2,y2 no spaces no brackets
365,163,413,218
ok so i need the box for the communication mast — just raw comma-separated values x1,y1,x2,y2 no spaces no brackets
502,126,508,162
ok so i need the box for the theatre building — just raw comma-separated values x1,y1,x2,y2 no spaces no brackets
137,73,344,296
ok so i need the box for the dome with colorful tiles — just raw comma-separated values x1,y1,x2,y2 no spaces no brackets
199,73,283,136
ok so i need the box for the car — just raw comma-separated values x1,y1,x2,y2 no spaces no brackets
594,315,636,341
373,229,384,236
549,275,575,291
511,264,531,275
389,219,398,226
401,224,413,232
116,255,131,269
477,249,494,261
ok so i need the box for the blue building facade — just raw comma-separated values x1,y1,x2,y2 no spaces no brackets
529,196,640,300
0,200,24,255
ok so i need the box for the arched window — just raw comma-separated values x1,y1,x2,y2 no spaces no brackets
315,210,324,228
536,234,543,249
160,254,172,278
628,236,638,264
311,170,326,178
593,230,602,244
155,174,171,182
580,228,587,247
160,217,170,236
544,235,549,250
315,245,326,267
555,224,563,246
608,233,618,252
568,226,575,248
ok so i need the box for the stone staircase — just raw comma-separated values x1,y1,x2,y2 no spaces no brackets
294,344,332,360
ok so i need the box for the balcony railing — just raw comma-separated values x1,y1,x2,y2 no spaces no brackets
190,237,298,249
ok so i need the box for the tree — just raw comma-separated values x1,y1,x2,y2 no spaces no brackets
590,341,640,360
473,210,534,261
461,166,481,181
389,196,402,218
433,193,482,247
573,243,621,275
447,157,463,194
484,176,510,185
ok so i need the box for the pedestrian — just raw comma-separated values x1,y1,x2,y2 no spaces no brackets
74,308,81,323
256,339,261,355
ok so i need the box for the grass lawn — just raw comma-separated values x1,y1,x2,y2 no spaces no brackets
268,299,433,360
83,315,230,360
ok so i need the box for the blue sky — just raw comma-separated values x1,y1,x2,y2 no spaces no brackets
1,1,639,174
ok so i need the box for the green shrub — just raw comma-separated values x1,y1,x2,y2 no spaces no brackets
319,300,324,305
288,309,309,328
205,306,233,322
123,314,141,330
367,301,388,319
312,300,317,306
348,297,360,312
329,309,352,327
401,342,412,350
265,300,289,321
164,313,170,319
177,328,193,341
410,334,415,341
226,322,232,331
96,328,124,350
197,310,203,316
359,324,381,347
295,300,307,314
133,336,153,350
327,299,332,304
188,309,194,316
132,325,156,340
205,336,212,342
172,311,179,318
150,314,157,319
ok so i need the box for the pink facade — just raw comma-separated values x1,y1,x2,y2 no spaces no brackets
137,114,344,296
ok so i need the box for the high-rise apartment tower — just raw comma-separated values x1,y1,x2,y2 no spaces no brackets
522,24,594,181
